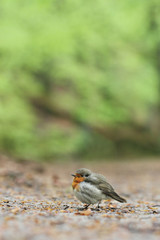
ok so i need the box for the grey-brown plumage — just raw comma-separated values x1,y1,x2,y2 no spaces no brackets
86,172,126,203
74,168,126,203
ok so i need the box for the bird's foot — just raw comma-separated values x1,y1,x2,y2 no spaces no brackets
90,203,101,211
91,207,100,211
78,204,90,211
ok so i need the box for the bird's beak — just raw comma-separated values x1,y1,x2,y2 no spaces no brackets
71,174,76,177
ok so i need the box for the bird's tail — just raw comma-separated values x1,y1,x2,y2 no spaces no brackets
108,191,127,203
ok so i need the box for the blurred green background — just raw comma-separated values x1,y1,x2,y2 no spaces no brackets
0,0,160,161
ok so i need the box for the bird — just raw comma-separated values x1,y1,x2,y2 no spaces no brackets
71,168,126,209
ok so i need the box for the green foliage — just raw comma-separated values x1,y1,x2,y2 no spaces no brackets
0,0,160,160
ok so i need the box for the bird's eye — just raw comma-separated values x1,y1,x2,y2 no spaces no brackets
85,174,89,177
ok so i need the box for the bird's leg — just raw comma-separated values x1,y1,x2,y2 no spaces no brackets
95,201,101,211
84,204,90,209
97,202,100,208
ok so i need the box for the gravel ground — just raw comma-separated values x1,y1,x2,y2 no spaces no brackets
0,156,160,240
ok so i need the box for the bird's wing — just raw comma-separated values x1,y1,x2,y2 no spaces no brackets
86,173,114,192
86,174,126,203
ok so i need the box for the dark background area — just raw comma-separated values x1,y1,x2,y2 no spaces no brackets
0,0,160,161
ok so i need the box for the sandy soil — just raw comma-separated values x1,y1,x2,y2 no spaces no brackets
0,156,160,240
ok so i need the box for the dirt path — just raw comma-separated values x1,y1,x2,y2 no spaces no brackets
0,156,160,240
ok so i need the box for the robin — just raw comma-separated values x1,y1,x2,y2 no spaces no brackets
71,168,126,209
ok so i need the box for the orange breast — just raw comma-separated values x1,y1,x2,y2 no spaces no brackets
72,176,84,191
